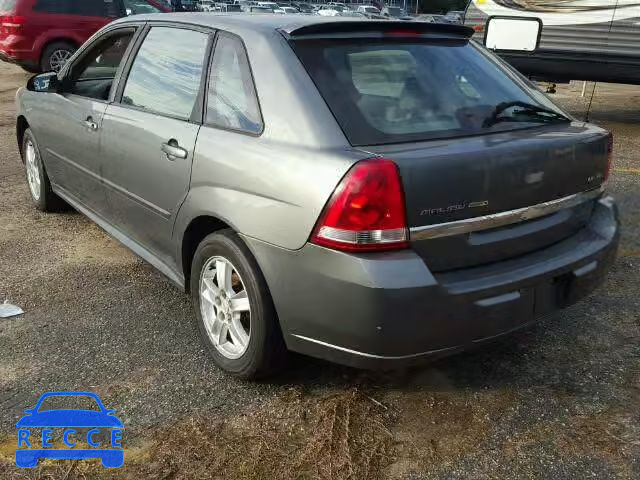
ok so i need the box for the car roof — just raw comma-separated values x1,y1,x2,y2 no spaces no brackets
112,12,473,38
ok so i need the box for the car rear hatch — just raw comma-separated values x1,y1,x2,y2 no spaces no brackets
361,125,609,271
287,21,611,271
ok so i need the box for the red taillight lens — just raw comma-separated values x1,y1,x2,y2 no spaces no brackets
605,132,614,182
311,158,409,252
0,15,26,33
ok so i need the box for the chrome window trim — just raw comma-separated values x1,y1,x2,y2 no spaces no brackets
410,186,604,241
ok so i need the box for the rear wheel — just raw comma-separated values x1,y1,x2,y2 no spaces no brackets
191,230,286,379
22,128,66,212
40,41,76,73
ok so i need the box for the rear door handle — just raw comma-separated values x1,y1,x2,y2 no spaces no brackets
161,140,188,160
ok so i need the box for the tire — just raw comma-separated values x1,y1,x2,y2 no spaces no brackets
22,128,66,212
40,41,76,73
191,229,286,379
20,64,40,74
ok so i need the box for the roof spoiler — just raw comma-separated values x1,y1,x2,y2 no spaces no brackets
280,21,474,40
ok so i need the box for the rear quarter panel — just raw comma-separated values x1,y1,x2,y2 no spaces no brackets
174,30,362,253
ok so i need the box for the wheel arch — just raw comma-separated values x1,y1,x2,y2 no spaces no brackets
180,215,233,293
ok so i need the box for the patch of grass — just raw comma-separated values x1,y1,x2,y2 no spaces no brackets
0,390,395,480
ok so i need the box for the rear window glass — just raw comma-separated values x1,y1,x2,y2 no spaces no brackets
0,0,16,11
292,39,566,146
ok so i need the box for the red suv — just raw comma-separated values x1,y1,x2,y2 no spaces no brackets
0,0,170,73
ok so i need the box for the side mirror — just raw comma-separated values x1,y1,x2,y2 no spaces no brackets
27,72,60,93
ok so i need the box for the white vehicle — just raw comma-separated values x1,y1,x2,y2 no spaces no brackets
197,0,216,11
317,4,343,15
257,1,279,10
357,5,380,14
280,6,299,13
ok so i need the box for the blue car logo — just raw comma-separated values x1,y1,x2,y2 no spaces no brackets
15,391,123,468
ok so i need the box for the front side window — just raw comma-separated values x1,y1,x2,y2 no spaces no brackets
122,27,209,120
69,30,134,100
206,34,262,134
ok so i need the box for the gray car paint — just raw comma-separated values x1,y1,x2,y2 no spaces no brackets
16,14,620,368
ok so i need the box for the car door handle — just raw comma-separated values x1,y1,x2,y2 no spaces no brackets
84,117,98,131
161,140,188,160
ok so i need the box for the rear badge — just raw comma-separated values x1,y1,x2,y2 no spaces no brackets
420,200,488,217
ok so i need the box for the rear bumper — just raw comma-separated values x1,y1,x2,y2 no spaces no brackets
244,195,619,369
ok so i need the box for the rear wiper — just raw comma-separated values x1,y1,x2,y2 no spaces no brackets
483,101,571,128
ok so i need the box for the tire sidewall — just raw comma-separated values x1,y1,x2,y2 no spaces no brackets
190,232,272,377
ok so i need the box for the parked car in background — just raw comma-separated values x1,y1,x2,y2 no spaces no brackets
256,1,279,11
0,0,169,73
381,5,403,18
292,2,313,13
17,16,619,378
197,0,216,11
247,5,270,12
218,2,242,12
317,4,343,15
356,5,380,15
280,6,299,13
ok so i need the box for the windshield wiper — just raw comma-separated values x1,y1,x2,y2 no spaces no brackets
483,101,571,128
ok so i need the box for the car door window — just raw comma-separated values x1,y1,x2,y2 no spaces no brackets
206,33,262,134
121,27,209,120
68,30,134,101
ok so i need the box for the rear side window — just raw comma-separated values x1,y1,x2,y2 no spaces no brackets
34,0,119,16
206,33,262,134
121,27,209,120
292,39,565,146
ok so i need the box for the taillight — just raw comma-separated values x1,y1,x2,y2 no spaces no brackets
0,15,26,33
473,25,485,33
311,158,409,252
605,132,614,182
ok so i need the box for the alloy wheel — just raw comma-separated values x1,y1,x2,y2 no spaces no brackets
49,49,72,72
24,140,41,201
199,256,251,359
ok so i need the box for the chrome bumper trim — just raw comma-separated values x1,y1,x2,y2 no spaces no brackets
291,334,456,360
409,186,604,241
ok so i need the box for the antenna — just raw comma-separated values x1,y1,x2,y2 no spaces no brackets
585,81,597,122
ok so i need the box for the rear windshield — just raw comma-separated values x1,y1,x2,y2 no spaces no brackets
0,0,16,12
292,39,567,146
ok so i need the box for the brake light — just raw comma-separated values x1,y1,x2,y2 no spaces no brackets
0,15,26,33
311,158,409,252
473,25,485,33
605,132,614,181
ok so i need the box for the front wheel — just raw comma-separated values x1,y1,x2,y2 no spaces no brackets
191,230,286,379
22,128,66,212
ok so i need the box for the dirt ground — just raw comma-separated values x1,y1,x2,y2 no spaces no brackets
0,65,638,479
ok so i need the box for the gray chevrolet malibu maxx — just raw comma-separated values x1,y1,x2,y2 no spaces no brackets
16,14,619,378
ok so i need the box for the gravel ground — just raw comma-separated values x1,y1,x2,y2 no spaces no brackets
0,66,638,479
